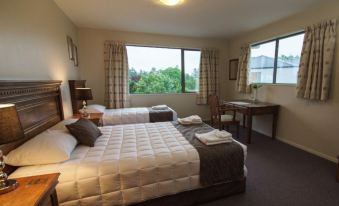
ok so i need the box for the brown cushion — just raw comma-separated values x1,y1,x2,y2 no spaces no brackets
66,118,102,147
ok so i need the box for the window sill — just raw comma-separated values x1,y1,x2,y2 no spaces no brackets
252,83,296,87
130,92,198,96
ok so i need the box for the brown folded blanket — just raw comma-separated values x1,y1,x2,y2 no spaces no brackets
172,121,244,186
148,107,173,122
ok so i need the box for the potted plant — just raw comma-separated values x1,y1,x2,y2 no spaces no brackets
251,83,263,102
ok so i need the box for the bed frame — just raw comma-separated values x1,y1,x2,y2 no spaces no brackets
0,80,246,206
0,80,64,173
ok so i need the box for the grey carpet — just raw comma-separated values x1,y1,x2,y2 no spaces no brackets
200,128,339,206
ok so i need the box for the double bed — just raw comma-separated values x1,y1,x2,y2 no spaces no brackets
0,80,247,206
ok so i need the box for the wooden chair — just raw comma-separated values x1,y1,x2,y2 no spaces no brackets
208,95,240,138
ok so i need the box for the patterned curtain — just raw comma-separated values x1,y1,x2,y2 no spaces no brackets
104,41,129,108
296,19,337,101
236,44,251,93
196,48,219,105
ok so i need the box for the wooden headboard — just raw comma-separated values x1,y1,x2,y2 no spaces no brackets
0,80,64,155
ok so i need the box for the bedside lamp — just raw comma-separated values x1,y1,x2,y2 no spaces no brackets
0,104,24,194
76,88,93,118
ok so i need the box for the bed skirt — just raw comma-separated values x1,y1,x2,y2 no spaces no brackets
133,177,246,206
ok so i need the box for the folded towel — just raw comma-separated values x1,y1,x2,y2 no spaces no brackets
178,115,203,125
196,129,232,139
215,130,232,138
152,105,168,110
197,138,233,145
195,129,233,145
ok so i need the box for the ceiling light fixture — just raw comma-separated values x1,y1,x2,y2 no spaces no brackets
159,0,183,6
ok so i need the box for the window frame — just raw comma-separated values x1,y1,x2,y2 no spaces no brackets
250,31,305,85
126,44,201,94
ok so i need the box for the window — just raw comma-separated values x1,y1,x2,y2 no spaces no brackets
127,46,200,94
184,50,200,92
249,32,304,84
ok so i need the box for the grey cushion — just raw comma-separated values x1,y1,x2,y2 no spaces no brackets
66,118,102,147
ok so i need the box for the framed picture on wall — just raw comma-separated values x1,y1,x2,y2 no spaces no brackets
67,36,74,60
73,45,79,67
229,58,239,80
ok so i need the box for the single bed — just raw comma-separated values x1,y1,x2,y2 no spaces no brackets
69,80,177,126
86,105,177,126
1,80,247,206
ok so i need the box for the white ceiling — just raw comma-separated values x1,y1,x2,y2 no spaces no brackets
55,0,332,38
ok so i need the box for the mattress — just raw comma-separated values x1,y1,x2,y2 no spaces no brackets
102,107,177,126
10,122,246,206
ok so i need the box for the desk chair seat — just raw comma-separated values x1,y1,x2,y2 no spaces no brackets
221,114,234,122
208,95,240,138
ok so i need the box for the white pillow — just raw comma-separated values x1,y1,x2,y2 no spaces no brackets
5,130,77,166
86,104,106,113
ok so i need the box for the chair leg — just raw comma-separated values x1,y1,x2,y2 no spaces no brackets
226,125,230,131
236,123,240,139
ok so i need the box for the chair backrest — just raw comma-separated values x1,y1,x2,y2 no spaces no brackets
208,95,220,117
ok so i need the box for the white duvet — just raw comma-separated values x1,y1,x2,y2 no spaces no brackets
10,122,246,206
101,107,178,126
102,107,150,126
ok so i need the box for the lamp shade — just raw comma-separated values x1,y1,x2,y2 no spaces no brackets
0,104,24,144
76,88,93,100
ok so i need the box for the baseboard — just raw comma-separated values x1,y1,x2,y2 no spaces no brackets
253,129,337,163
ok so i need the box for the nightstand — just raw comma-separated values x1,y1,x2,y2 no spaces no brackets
72,112,103,126
0,173,60,206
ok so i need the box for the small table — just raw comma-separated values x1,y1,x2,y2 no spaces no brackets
72,112,103,126
224,100,280,144
0,173,60,206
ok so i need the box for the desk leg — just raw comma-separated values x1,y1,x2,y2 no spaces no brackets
242,114,246,128
272,112,278,140
246,114,252,144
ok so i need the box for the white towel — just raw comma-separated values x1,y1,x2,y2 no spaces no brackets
151,105,168,110
215,130,232,138
178,115,203,125
195,129,233,145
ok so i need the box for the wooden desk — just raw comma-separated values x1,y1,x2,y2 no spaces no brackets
224,100,280,144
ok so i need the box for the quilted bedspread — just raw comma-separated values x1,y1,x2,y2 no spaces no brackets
102,107,150,126
10,122,202,206
102,107,178,126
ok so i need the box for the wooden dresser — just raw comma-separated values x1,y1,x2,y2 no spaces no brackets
0,173,60,206
68,80,86,114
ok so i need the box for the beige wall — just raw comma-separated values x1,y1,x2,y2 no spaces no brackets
78,28,228,119
0,0,80,118
3,0,336,163
225,1,339,162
